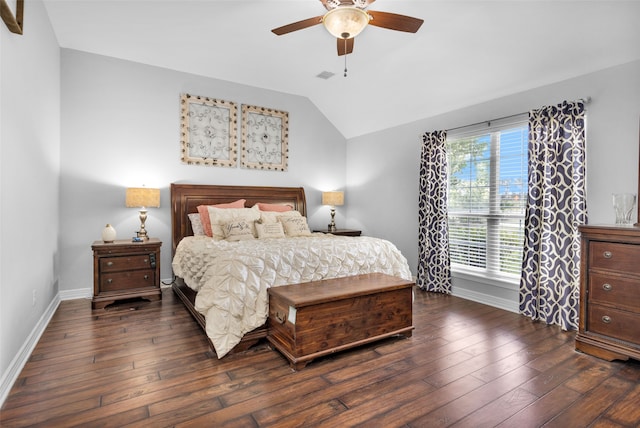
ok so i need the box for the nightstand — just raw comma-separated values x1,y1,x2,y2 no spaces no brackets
313,229,362,237
91,238,162,309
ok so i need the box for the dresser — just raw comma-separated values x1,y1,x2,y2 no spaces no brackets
576,225,640,361
91,238,162,309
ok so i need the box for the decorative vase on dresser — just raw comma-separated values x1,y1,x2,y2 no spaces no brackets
575,225,640,361
101,224,117,243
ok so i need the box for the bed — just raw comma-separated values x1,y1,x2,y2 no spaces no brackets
170,183,412,358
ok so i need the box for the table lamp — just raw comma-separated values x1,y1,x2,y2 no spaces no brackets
322,191,344,232
125,187,160,240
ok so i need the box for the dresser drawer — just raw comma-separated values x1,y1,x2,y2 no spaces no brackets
588,304,640,345
589,242,640,275
589,272,640,311
100,254,155,272
100,270,156,292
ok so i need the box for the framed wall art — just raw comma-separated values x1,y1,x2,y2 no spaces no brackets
1,0,23,34
241,104,289,171
180,93,238,168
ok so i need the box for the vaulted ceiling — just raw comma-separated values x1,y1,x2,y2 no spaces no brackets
43,0,640,139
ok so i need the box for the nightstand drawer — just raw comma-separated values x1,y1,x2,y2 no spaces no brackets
589,272,640,311
588,304,640,345
100,270,156,292
589,241,640,275
100,254,155,272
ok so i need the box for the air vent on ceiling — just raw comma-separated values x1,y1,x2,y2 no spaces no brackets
316,71,335,80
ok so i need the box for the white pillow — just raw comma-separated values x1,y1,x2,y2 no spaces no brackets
255,221,286,239
207,205,260,240
188,213,205,236
280,216,312,237
259,209,302,224
222,220,255,241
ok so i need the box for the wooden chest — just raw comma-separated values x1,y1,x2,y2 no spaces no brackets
267,272,414,370
576,225,640,361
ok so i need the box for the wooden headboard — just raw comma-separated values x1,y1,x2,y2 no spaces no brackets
170,183,307,255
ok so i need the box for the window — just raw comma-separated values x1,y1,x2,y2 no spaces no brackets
447,117,528,280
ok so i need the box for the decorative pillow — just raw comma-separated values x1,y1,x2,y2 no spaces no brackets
255,202,293,212
188,213,205,236
207,205,260,240
197,199,246,237
222,220,255,241
255,221,286,239
259,209,302,224
280,216,312,237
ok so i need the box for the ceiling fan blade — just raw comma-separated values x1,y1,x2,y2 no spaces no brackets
367,10,424,33
337,37,354,56
271,16,323,36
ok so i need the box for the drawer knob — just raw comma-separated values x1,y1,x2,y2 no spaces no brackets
106,278,113,284
144,275,149,280
143,258,149,264
602,283,612,291
602,315,612,324
107,261,114,267
275,311,286,324
603,251,612,259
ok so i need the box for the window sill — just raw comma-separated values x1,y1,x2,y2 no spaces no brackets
451,267,519,291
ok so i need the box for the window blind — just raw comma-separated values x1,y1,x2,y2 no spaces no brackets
447,118,528,279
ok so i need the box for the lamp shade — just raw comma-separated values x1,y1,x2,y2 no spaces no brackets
322,191,344,207
125,187,160,208
322,7,370,39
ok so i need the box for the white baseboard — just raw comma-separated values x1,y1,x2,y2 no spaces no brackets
451,286,519,314
0,283,177,407
0,288,96,407
59,287,92,300
0,293,61,407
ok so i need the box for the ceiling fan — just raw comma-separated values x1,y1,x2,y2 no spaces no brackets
271,0,424,57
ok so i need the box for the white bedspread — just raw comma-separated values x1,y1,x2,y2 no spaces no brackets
172,234,413,358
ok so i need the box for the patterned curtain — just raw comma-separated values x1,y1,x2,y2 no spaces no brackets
519,100,587,330
417,130,451,293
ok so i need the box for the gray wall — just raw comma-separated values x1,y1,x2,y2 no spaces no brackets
59,49,348,293
346,59,640,310
1,0,60,397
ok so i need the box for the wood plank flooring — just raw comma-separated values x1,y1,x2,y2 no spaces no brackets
2,287,640,427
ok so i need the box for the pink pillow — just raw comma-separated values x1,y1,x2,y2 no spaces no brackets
256,202,293,212
197,199,246,237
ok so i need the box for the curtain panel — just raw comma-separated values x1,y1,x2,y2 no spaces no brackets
519,100,587,330
417,130,452,293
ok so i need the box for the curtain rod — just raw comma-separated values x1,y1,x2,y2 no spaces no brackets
446,97,591,133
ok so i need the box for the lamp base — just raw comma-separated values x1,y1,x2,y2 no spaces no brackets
328,207,337,232
137,208,149,240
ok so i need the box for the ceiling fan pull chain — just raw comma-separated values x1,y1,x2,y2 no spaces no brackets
344,38,348,77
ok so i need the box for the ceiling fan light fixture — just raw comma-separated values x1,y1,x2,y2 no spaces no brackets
322,6,370,39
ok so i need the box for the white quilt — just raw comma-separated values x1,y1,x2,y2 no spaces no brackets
172,234,413,358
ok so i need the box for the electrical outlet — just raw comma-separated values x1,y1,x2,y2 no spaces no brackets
32,290,37,306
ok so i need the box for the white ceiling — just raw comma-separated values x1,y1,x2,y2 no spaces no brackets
43,0,640,139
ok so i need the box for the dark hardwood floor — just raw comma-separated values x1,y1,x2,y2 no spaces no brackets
2,287,640,427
